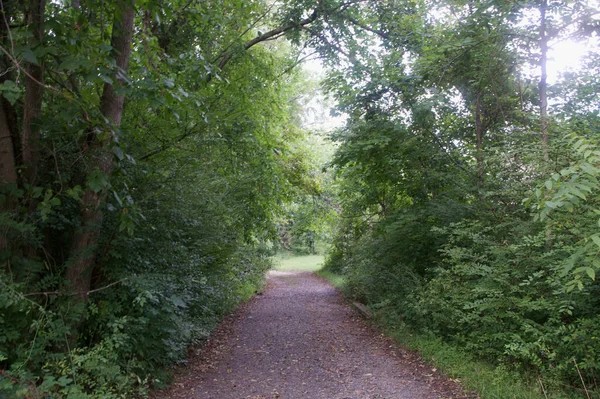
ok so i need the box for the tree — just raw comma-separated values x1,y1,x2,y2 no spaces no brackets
322,0,600,392
66,1,135,301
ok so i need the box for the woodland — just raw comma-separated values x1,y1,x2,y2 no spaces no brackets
0,0,599,398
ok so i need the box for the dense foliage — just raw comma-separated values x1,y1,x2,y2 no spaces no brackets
0,0,341,396
321,0,600,395
2,0,600,397
278,129,338,255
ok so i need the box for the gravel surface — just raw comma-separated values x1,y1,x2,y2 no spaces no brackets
152,271,470,399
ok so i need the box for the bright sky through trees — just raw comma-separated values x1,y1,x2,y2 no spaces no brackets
548,36,599,82
303,22,600,130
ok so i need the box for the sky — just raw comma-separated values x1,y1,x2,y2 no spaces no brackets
300,58,347,131
301,29,599,131
548,36,599,84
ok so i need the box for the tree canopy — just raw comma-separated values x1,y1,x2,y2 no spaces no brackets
1,0,600,397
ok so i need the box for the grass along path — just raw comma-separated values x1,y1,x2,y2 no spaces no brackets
273,254,325,271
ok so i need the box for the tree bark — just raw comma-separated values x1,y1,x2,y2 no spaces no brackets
0,101,17,187
21,0,46,187
66,1,135,300
539,0,549,160
0,104,17,254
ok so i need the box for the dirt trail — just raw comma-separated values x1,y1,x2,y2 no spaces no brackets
153,271,468,399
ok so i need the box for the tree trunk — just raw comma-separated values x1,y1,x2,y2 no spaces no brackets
539,0,553,248
539,0,549,160
0,103,17,187
475,93,485,183
66,1,135,300
0,104,17,254
0,101,18,244
0,3,18,255
21,0,46,187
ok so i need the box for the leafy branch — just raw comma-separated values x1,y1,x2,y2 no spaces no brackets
23,278,129,298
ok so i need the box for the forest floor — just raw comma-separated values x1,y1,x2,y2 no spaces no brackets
152,267,472,399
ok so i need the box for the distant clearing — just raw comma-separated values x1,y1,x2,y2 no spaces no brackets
273,254,325,271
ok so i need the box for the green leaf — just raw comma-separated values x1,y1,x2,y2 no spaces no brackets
573,139,585,150
113,190,123,207
163,78,175,88
113,146,125,161
59,56,86,71
99,43,113,53
586,267,595,280
31,186,43,199
21,48,38,65
87,169,109,193
56,376,73,387
66,186,83,201
99,74,114,84
569,187,586,200
591,234,600,248
580,163,598,176
178,87,189,98
0,80,22,105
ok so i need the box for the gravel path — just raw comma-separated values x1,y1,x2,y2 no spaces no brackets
153,271,468,399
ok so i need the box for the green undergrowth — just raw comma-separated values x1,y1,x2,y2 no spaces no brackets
239,278,268,302
377,316,553,399
0,248,271,398
318,270,576,399
315,269,346,288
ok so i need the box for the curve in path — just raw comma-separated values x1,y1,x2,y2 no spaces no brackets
154,271,467,399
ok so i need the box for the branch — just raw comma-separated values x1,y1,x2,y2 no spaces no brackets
139,127,197,161
211,2,277,65
23,278,128,297
303,26,351,59
278,50,319,78
435,38,488,85
345,16,389,40
503,32,537,41
0,43,57,92
214,9,320,74
209,0,373,80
